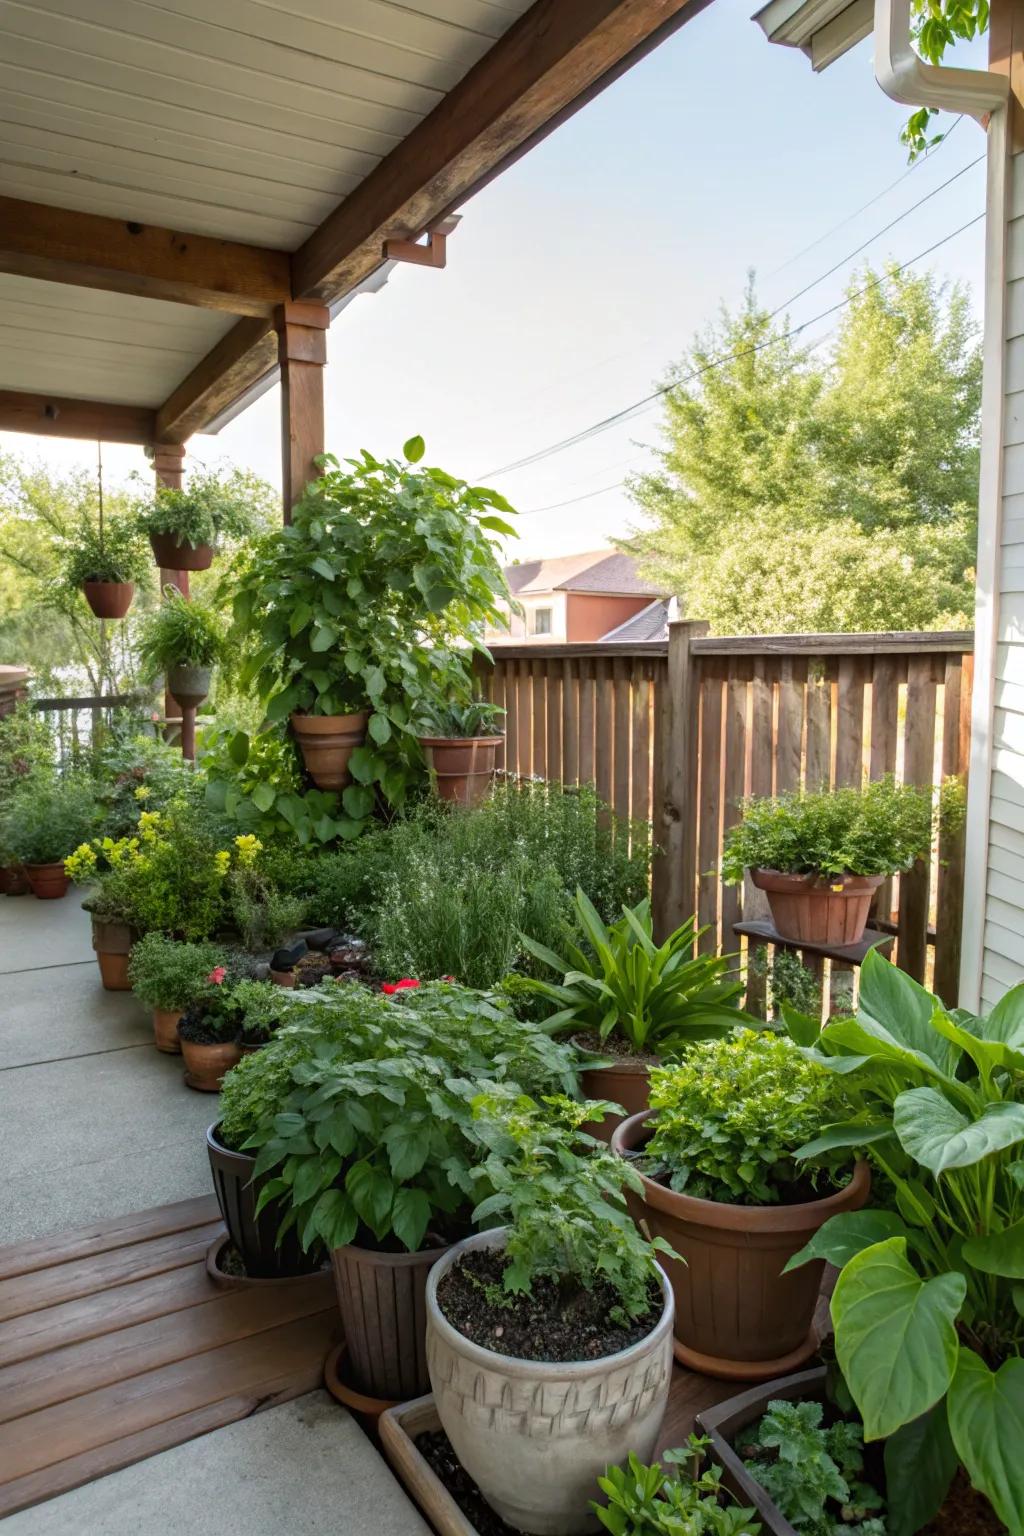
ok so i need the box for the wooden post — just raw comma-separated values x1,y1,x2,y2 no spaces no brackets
152,441,193,758
274,301,329,522
652,620,709,941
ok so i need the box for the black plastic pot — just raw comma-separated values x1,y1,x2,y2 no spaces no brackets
206,1123,322,1279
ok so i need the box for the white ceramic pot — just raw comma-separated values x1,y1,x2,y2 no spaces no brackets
425,1228,674,1536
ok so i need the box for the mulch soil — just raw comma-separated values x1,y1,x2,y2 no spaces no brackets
922,1472,1007,1536
435,1248,660,1363
416,1430,524,1536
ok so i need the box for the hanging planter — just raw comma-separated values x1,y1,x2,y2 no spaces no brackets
137,591,222,714
148,531,215,571
82,580,135,620
167,663,212,710
138,465,257,575
58,448,148,622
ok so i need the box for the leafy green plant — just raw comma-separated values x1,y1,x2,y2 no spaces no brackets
232,979,294,1045
782,950,1024,1535
58,510,150,587
137,591,223,677
520,890,746,1057
643,1030,852,1205
0,700,53,800
92,728,197,839
224,438,515,831
416,698,505,738
201,724,359,849
740,1399,884,1536
594,1442,761,1536
1,773,99,864
128,933,228,1010
136,465,258,550
721,776,961,883
218,1023,310,1149
749,948,822,1022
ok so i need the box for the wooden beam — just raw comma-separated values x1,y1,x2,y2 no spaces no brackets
155,0,701,436
0,390,155,444
0,198,291,318
274,302,329,521
991,0,1024,152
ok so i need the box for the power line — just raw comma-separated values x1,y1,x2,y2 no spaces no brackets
509,211,984,506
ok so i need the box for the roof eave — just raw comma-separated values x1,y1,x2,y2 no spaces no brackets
753,0,872,69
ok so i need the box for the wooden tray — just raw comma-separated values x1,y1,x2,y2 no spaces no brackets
379,1395,481,1536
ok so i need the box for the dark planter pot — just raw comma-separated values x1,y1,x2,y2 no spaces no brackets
750,869,884,947
206,1123,322,1279
180,1037,241,1091
0,864,29,896
580,1057,654,1144
331,1239,449,1402
417,735,504,809
149,531,215,571
25,862,70,900
82,580,134,619
611,1112,871,1380
167,663,211,709
91,915,135,991
291,710,368,792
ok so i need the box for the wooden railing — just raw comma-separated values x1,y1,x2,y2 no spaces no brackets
32,693,136,767
481,626,974,1007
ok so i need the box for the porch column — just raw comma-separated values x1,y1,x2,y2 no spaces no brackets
151,441,195,760
273,301,329,522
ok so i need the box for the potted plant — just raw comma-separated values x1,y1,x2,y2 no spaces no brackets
177,968,244,1090
593,1444,762,1536
1,775,98,899
416,697,505,809
226,437,515,817
721,776,950,948
0,702,53,896
65,837,140,988
426,1091,676,1536
128,932,228,1052
59,510,149,619
776,951,1024,1534
520,889,747,1139
136,465,256,571
137,591,223,709
243,980,579,1403
611,1029,869,1380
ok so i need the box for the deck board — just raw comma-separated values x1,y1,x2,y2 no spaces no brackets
0,1196,338,1519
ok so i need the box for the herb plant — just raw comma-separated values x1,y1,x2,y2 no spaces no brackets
58,511,150,587
783,949,1024,1535
594,1443,761,1536
643,1030,851,1204
136,465,258,550
137,591,223,677
417,698,505,738
1,774,99,865
520,890,746,1057
721,776,961,883
740,1400,884,1536
128,933,228,1011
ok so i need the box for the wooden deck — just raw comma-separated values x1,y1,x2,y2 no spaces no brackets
0,1195,339,1520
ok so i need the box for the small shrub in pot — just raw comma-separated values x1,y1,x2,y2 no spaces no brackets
2,774,99,898
177,971,245,1090
128,933,229,1053
415,695,506,809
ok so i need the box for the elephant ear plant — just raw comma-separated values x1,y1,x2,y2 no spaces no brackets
782,949,1024,1536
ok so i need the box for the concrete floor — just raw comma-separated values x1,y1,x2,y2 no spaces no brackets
0,892,214,1244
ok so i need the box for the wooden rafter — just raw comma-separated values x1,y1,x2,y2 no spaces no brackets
155,0,702,438
0,197,291,318
0,390,157,444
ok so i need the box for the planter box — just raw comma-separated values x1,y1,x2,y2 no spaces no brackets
380,1395,487,1536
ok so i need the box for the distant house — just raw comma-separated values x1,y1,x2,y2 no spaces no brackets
487,551,671,644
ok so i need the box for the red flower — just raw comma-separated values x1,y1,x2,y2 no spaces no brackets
381,978,420,994
206,966,227,985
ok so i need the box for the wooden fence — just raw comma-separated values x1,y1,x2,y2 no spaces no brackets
480,625,974,1007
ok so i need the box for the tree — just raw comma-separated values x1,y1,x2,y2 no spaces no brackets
621,267,980,635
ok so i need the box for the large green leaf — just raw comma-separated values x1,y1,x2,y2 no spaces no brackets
795,1120,894,1160
391,1187,431,1252
858,948,957,1074
346,1160,394,1236
783,1209,908,1273
822,1014,954,1086
894,1087,1024,1175
983,984,1024,1052
948,1349,1024,1534
963,1217,1024,1278
831,1238,966,1439
884,1402,958,1536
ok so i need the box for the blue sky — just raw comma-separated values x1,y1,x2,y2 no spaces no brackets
2,0,989,559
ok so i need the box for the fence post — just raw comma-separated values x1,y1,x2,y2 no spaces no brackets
652,620,708,940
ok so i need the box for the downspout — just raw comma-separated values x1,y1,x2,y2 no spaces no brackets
874,0,1009,1008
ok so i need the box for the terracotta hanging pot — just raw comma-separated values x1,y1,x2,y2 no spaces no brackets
291,710,368,791
180,1037,241,1092
82,580,135,620
750,869,884,947
25,862,70,900
418,734,504,809
91,916,135,991
611,1111,871,1381
153,1008,183,1053
167,663,211,709
149,531,214,571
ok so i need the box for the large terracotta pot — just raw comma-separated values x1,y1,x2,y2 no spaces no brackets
0,864,29,896
149,531,214,571
418,734,504,809
611,1112,871,1382
580,1057,654,1144
207,1124,322,1279
167,663,211,709
750,869,883,947
82,580,134,619
180,1037,241,1092
426,1229,674,1535
25,862,70,900
331,1239,448,1402
153,1007,183,1053
291,710,368,792
91,916,134,991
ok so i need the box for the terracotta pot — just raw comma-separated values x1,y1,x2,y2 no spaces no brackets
581,1058,654,1144
149,530,215,571
0,864,29,896
91,916,135,991
153,1007,183,1053
418,735,504,809
25,862,70,900
207,1123,322,1278
180,1037,241,1092
612,1112,871,1381
331,1239,448,1402
269,968,295,988
750,869,884,947
291,711,368,792
426,1228,674,1535
82,580,134,619
167,663,211,709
